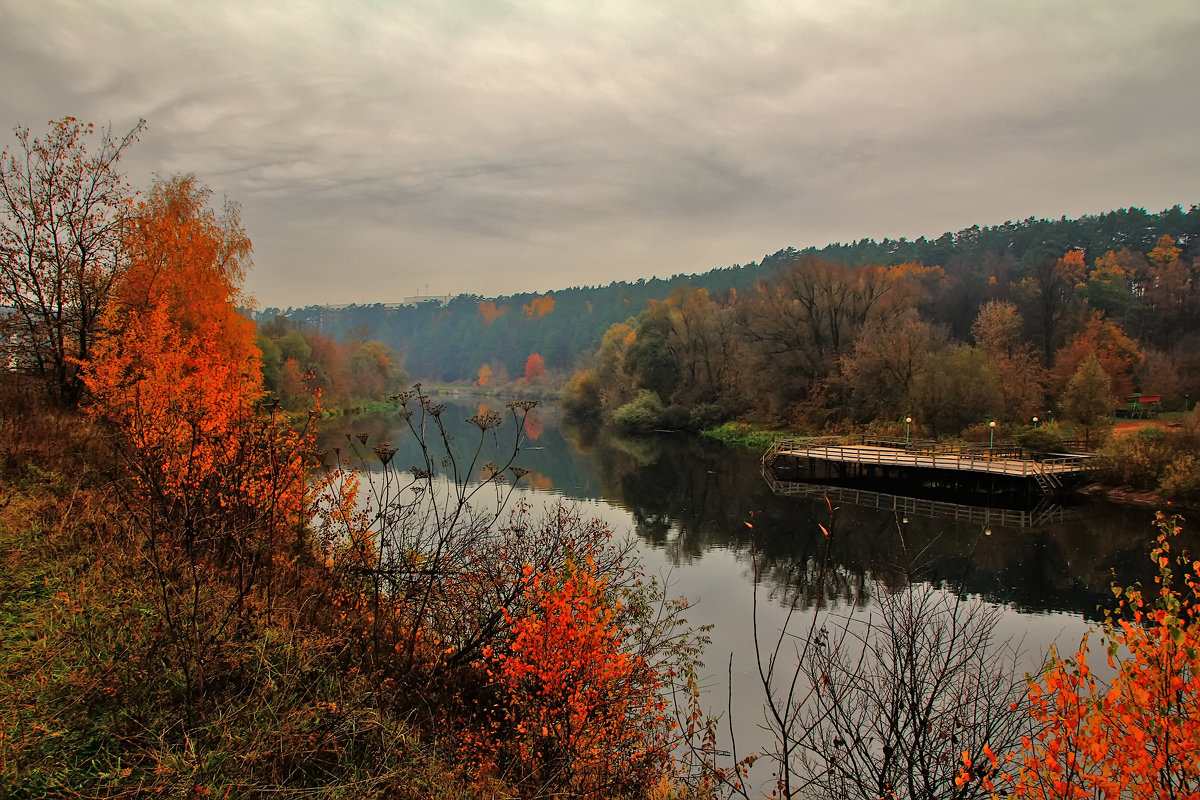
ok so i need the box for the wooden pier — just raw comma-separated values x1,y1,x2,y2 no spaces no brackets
763,437,1093,495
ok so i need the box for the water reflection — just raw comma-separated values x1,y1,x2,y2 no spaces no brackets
318,399,1184,793
318,400,1180,624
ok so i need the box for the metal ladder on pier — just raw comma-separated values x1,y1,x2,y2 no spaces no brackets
1031,462,1062,496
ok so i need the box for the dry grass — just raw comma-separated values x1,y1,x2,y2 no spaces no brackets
0,385,466,799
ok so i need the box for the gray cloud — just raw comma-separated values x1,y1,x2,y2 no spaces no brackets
1,0,1197,306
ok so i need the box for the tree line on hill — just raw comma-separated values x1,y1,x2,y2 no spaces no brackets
564,233,1194,436
265,205,1200,435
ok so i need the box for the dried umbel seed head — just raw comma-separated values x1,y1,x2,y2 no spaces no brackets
355,432,369,445
467,410,503,431
410,466,431,480
509,466,530,480
392,390,415,405
373,443,397,465
506,399,539,412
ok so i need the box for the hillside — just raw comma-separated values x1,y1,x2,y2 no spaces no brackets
259,204,1199,386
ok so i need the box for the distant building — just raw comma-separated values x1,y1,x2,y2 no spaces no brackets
402,294,452,307
313,297,450,310
1119,394,1162,418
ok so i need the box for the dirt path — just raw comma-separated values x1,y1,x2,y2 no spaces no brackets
1111,418,1176,438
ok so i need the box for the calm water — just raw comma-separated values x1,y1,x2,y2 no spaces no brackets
318,398,1178,784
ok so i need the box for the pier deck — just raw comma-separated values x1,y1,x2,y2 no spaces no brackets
763,437,1093,494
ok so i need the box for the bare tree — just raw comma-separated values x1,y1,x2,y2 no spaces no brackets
729,513,1029,800
0,117,144,404
795,584,1027,800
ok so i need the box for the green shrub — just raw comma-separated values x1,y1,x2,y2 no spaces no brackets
611,389,666,431
1092,430,1176,490
1015,421,1068,453
1136,426,1168,446
700,422,778,450
1161,454,1200,505
688,402,728,432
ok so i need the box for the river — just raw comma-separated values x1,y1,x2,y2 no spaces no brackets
317,397,1179,789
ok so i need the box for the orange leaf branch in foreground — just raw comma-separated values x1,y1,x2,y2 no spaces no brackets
480,550,676,794
1014,512,1200,800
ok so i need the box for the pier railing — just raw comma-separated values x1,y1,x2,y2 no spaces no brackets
763,435,1093,480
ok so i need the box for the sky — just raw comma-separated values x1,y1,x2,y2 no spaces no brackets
2,1,1198,309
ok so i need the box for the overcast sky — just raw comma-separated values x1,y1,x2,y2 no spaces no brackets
2,1,1197,308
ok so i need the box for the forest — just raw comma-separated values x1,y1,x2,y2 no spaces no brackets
265,205,1200,439
5,117,1200,798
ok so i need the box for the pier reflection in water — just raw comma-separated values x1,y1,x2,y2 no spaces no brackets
763,474,1083,529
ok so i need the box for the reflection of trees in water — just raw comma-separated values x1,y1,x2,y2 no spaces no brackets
317,401,604,498
755,558,870,612
564,419,1183,619
323,409,1186,621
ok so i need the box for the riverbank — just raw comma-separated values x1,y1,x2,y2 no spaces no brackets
0,393,707,799
0,458,466,798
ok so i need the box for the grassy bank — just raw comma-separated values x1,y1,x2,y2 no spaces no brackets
700,421,790,450
0,381,706,799
0,459,472,799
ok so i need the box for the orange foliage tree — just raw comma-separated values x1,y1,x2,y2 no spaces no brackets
1053,311,1143,400
990,513,1200,799
83,175,312,702
477,363,493,387
483,554,674,793
524,352,546,383
478,300,508,325
522,293,556,318
86,175,286,501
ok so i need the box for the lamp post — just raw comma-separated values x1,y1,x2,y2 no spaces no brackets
1032,416,1039,428
905,416,912,445
989,420,996,450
